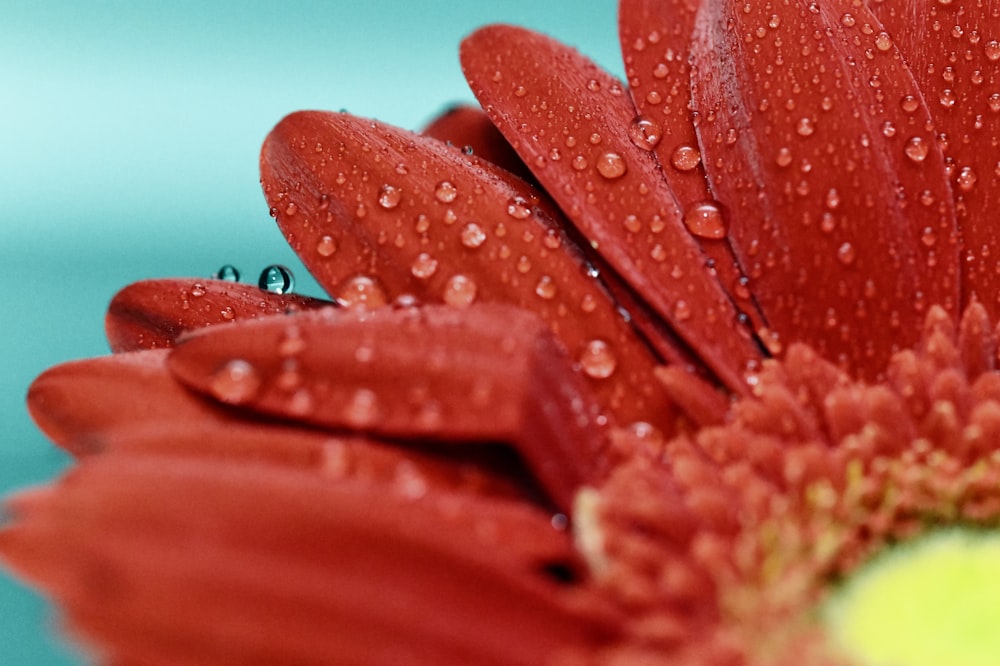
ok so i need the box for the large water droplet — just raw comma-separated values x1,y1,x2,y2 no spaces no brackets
443,274,477,306
535,275,557,299
683,201,728,239
259,265,295,294
214,265,240,282
209,359,261,404
434,180,458,203
595,152,627,179
410,253,439,279
579,339,617,379
670,144,702,171
628,116,662,151
336,275,388,308
461,222,487,248
316,235,337,258
506,196,532,219
378,184,402,209
904,136,930,163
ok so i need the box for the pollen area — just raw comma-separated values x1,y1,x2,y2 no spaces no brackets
824,528,1000,666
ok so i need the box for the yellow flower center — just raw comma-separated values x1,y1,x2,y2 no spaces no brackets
823,528,1000,666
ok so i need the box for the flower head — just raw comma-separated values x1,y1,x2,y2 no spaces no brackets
5,1,1000,664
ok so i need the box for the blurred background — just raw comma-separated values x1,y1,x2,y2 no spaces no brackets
1,0,619,662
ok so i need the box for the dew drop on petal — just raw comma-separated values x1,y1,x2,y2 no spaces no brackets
336,275,388,308
209,359,261,404
899,95,921,114
683,201,728,239
378,184,402,209
796,117,816,136
579,339,617,379
535,275,557,299
627,116,662,151
461,222,487,248
190,283,206,298
595,152,627,179
776,147,793,167
220,306,235,321
410,253,439,279
344,388,379,427
443,274,477,307
670,144,702,171
316,235,337,257
258,265,295,294
904,136,930,163
673,299,691,321
837,242,857,265
214,265,240,282
434,180,458,203
957,166,978,192
506,196,532,219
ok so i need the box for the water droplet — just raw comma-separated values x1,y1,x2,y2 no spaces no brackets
443,274,477,306
874,31,893,51
837,242,857,265
516,256,532,274
220,306,235,320
410,253,439,279
627,116,662,151
461,222,487,248
899,95,920,114
506,196,532,219
776,147,793,167
579,340,617,379
209,359,261,404
434,180,458,203
190,283,207,297
214,265,240,282
535,275,557,299
595,152,627,179
316,235,337,257
336,275,388,308
258,265,295,294
344,388,379,427
673,299,691,321
683,201,728,239
284,202,298,216
670,144,702,171
904,136,929,163
957,166,978,192
796,117,816,137
986,40,1000,61
378,184,402,209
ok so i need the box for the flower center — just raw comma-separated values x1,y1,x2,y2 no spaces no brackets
823,528,1000,666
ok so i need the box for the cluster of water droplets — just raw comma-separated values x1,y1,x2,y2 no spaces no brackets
212,264,296,295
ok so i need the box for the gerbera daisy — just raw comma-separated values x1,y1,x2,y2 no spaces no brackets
5,0,1000,664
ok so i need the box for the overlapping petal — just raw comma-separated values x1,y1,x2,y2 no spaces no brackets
461,24,763,393
260,109,677,429
691,0,959,377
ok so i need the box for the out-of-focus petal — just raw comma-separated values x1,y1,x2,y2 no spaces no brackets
619,0,766,332
0,456,619,665
106,278,331,352
691,0,960,378
26,349,528,499
260,109,677,430
871,1,1000,318
460,24,762,394
422,104,536,181
167,304,609,510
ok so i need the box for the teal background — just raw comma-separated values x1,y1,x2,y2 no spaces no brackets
1,1,619,662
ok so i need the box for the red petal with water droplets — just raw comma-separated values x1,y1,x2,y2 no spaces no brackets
460,24,761,393
691,0,959,378
0,456,618,665
871,2,1000,318
261,109,675,430
106,278,331,352
168,304,608,510
26,350,527,499
422,104,535,181
619,0,766,331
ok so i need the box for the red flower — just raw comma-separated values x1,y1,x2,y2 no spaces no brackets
5,1,1000,663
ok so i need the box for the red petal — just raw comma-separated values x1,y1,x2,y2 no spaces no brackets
260,109,677,429
691,0,959,378
460,25,762,393
26,350,527,499
422,104,535,181
168,304,609,509
0,456,618,665
871,2,1000,317
106,278,331,352
619,0,766,331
